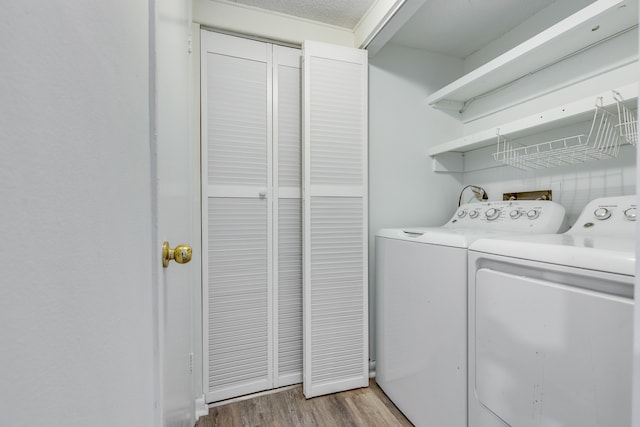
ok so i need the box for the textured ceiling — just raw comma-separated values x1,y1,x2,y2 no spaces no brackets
227,0,378,29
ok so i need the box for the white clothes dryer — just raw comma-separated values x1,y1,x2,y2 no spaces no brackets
467,195,636,427
375,200,566,427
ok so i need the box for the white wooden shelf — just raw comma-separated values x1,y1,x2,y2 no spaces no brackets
425,0,638,108
427,83,638,157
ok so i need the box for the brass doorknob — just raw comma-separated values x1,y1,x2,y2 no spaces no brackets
162,241,192,268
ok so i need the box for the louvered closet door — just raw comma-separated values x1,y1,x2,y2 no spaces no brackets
302,41,369,398
273,45,303,388
201,31,273,402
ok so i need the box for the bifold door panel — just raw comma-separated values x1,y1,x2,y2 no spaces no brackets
302,41,369,398
202,32,368,402
202,31,298,402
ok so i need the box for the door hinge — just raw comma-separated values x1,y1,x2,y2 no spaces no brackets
187,36,193,54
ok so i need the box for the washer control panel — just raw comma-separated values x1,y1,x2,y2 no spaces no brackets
570,195,637,236
446,200,566,234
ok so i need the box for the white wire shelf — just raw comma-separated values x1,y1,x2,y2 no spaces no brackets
494,97,627,170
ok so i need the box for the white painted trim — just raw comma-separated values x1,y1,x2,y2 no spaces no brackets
301,43,312,400
207,384,300,408
195,395,208,420
278,372,303,388
307,185,366,197
360,47,370,397
272,43,281,389
191,21,205,407
193,0,354,47
207,185,271,198
353,0,404,49
303,39,368,63
364,0,428,56
432,152,464,173
149,0,162,422
460,31,638,124
278,187,301,199
199,28,211,406
266,40,275,394
425,0,635,105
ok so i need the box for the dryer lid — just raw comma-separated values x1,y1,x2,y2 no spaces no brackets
469,196,637,276
469,233,635,276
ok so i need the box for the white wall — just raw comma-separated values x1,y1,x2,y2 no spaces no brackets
0,3,157,426
465,148,636,225
368,43,464,361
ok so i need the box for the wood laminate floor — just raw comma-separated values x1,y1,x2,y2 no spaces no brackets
195,379,413,427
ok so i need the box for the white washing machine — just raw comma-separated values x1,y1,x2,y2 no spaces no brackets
375,200,566,427
467,195,636,427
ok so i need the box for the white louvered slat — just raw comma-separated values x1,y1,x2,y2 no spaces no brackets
309,198,364,384
309,58,363,187
302,41,368,398
277,199,302,380
207,198,270,399
207,53,267,187
277,64,301,189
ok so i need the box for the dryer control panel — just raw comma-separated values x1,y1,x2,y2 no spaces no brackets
569,195,637,236
446,200,566,234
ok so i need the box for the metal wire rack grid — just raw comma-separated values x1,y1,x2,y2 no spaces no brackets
494,101,622,170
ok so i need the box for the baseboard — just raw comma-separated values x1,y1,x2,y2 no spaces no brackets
195,395,208,420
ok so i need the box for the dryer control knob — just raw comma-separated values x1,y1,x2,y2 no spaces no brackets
485,208,500,221
469,210,479,219
510,210,522,219
457,210,467,218
527,209,539,220
594,207,611,220
624,207,636,221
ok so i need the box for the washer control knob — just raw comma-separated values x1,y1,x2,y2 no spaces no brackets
624,207,636,221
457,210,467,218
485,208,500,221
509,210,521,219
594,207,611,220
469,210,479,219
527,209,540,220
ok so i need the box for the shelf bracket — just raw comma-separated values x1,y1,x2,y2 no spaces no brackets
432,152,464,173
430,99,464,112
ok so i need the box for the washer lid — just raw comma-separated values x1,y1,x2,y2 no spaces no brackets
469,234,635,276
375,200,567,249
